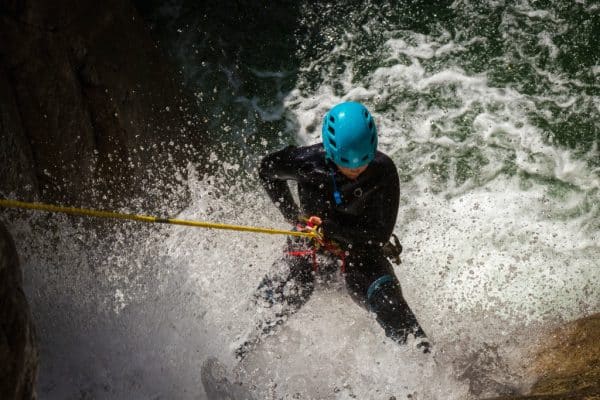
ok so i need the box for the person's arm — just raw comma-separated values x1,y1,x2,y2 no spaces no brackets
321,168,399,248
258,146,302,223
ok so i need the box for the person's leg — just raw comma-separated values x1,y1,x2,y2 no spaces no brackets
253,252,315,329
344,251,428,350
236,243,315,359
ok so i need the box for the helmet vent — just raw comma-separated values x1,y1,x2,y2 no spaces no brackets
328,126,335,135
362,155,369,161
364,110,368,117
329,116,335,123
371,133,376,144
368,120,374,130
329,138,337,148
340,157,349,163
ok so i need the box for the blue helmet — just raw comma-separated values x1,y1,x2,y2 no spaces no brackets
321,101,378,168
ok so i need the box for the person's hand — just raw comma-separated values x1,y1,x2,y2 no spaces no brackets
296,215,321,229
296,216,324,243
306,216,324,244
306,216,322,227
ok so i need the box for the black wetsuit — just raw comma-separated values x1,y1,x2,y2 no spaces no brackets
238,143,426,358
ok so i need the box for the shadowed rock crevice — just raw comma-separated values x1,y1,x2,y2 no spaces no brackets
0,0,208,210
0,63,39,199
0,221,38,400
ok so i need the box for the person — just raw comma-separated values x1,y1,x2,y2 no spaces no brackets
236,101,428,359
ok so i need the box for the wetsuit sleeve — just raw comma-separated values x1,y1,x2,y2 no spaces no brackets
321,167,400,248
258,146,302,223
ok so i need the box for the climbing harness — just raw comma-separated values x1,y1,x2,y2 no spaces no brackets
286,240,347,274
288,233,403,273
286,218,346,273
0,198,318,239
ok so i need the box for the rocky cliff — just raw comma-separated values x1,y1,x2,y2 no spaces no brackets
0,221,38,399
0,1,212,397
0,0,207,209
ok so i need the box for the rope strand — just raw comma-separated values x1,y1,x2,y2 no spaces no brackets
0,199,317,239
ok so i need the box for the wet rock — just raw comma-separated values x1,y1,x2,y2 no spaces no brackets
0,221,38,399
527,314,600,398
487,313,600,399
0,0,207,210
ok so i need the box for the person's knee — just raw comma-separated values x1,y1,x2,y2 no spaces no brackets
366,275,399,313
366,275,425,343
254,267,314,310
255,275,283,307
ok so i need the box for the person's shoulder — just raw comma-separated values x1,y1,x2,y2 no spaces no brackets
371,151,399,185
288,143,325,161
373,150,396,169
262,142,324,163
302,143,325,154
270,142,322,154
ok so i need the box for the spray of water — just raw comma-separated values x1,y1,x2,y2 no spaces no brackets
4,0,599,399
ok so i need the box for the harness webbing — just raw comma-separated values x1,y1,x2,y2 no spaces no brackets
287,241,347,273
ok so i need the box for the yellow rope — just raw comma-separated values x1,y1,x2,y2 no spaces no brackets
0,198,317,239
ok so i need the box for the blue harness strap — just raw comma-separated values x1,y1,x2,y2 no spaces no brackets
366,274,394,302
330,170,343,205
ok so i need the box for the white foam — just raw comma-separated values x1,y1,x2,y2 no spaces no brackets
280,5,599,396
399,177,600,331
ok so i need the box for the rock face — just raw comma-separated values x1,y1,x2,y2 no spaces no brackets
527,314,600,399
0,221,38,400
0,1,212,397
0,0,206,209
489,313,600,399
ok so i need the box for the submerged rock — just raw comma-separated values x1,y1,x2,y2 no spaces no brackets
0,221,38,399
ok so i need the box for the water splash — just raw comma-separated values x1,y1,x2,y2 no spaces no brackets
4,0,599,398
